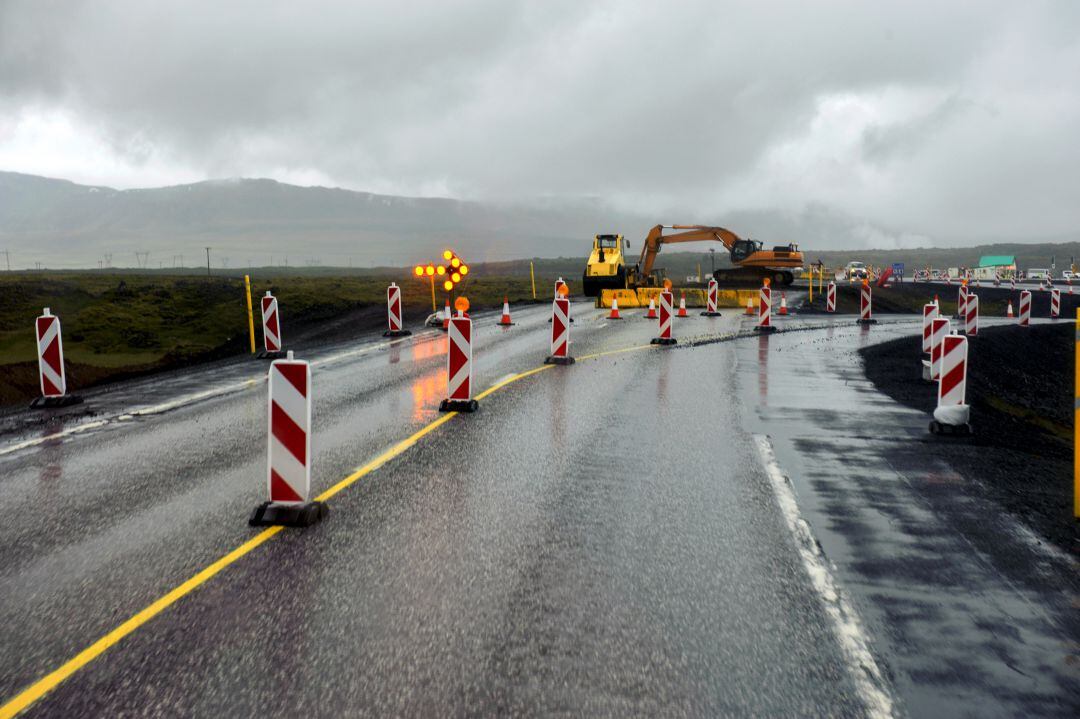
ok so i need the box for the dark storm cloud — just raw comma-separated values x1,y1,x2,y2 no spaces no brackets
1,0,1079,243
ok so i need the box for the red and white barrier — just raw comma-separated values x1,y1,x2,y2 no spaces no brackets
826,282,836,313
921,303,938,353
651,289,677,345
607,298,622,319
499,297,514,326
1051,288,1060,319
31,307,82,408
439,308,477,411
1010,277,1016,290
676,292,689,318
261,291,284,355
965,293,978,336
249,351,326,527
994,271,1001,287
930,317,951,380
1018,290,1031,326
858,283,875,324
646,298,658,319
384,282,411,337
755,284,777,333
545,296,575,364
702,279,721,316
931,335,971,433
956,285,967,320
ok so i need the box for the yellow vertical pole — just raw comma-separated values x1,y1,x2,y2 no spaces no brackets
1075,307,1080,518
530,261,537,300
819,265,824,294
808,267,814,303
430,275,436,312
243,274,256,354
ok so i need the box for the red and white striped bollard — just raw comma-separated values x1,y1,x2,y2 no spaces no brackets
931,335,971,434
965,293,978,336
439,304,477,412
857,282,876,324
249,351,326,527
755,283,777,333
1018,290,1031,326
702,278,721,316
261,291,285,357
1051,288,1060,319
651,289,677,345
384,282,411,337
826,281,836,313
545,295,574,364
930,317,951,380
31,307,82,408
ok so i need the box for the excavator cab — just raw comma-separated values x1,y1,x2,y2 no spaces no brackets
729,238,763,264
583,234,629,296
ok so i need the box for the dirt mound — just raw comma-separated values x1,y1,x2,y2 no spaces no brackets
860,322,1078,551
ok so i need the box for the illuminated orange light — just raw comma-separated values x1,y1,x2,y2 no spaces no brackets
460,265,469,276
443,280,454,291
557,283,569,297
425,265,435,276
443,250,453,261
451,272,461,283
455,296,470,312
451,257,461,269
663,278,673,290
413,265,424,276
436,265,447,275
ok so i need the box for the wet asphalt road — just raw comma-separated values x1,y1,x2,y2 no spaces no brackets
0,301,1077,716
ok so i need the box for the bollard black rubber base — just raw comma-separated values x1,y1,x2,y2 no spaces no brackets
29,394,84,409
249,500,327,528
257,349,289,360
929,420,972,436
547,318,575,323
544,355,576,365
439,398,478,412
700,311,722,317
753,326,778,334
650,337,678,345
383,329,412,338
856,319,878,325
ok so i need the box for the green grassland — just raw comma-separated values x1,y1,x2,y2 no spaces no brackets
0,270,553,405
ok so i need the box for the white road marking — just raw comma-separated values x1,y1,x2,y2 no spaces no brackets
754,434,896,719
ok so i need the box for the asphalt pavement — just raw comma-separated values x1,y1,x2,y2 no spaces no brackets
0,300,1076,717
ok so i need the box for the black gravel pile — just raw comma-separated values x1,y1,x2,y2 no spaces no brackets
860,322,1079,551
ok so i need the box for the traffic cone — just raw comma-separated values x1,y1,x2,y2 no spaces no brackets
498,297,514,326
778,292,788,315
441,298,451,331
1006,300,1014,318
607,298,622,319
745,297,754,315
676,292,689,317
645,298,658,319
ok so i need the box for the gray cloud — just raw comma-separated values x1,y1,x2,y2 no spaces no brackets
1,0,1079,246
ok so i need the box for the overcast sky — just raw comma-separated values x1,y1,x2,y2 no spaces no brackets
2,0,1079,244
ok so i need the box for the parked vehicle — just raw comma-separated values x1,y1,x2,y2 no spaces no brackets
1027,268,1050,280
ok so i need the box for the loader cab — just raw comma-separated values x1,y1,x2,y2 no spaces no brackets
583,233,629,296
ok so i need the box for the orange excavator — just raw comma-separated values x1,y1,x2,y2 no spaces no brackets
582,224,804,296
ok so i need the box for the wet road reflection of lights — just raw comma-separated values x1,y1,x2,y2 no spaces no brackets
410,335,448,362
410,369,445,423
757,334,770,406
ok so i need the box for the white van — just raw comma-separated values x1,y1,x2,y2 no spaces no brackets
1027,268,1050,280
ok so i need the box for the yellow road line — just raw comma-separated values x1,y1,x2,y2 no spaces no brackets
0,342,659,718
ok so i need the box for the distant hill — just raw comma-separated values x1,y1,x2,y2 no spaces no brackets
1,171,1076,272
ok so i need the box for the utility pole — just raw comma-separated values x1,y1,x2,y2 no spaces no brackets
2,249,10,271
709,248,715,275
205,247,211,277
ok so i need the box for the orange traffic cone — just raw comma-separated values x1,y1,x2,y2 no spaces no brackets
608,298,622,319
1006,300,1014,318
441,298,451,331
676,292,689,317
498,296,514,326
778,292,788,315
645,298,658,319
745,297,754,315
